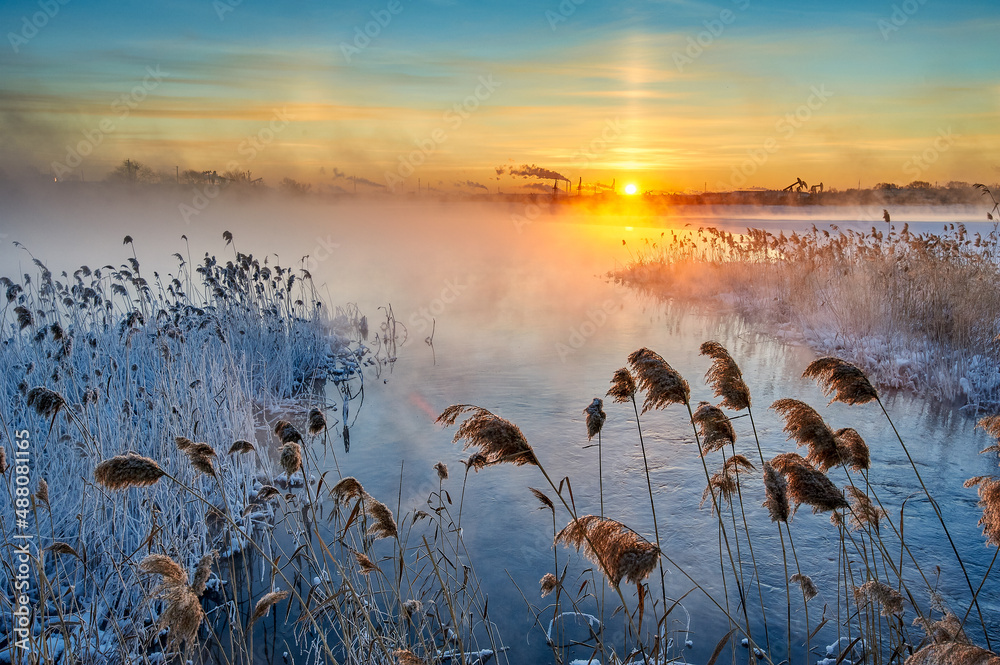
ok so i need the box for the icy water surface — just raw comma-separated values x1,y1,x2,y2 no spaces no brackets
2,193,997,663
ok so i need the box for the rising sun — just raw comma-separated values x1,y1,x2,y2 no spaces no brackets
624,183,638,195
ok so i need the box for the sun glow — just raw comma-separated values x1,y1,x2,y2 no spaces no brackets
624,183,638,195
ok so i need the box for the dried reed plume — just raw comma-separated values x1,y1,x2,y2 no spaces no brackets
555,515,660,587
913,612,969,645
627,347,690,412
274,419,303,444
354,551,379,574
94,453,166,490
803,357,878,405
977,415,1000,445
530,487,554,511
228,439,254,454
790,573,818,601
279,442,302,476
0,446,6,474
762,462,790,523
771,399,844,471
26,386,66,418
770,453,848,514
846,486,884,532
834,427,871,471
437,405,538,467
46,542,80,558
395,649,427,665
434,461,448,481
584,398,606,440
366,499,398,539
174,436,195,451
692,402,736,454
701,455,755,512
140,553,205,649
906,644,1000,665
854,580,905,616
308,408,327,435
402,599,423,621
607,367,637,403
192,550,217,597
700,341,751,411
540,572,558,597
331,476,366,503
963,475,1000,547
249,590,290,627
35,478,49,507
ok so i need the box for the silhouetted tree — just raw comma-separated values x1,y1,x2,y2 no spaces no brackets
108,159,158,184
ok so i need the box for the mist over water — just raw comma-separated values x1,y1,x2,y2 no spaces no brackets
2,189,998,661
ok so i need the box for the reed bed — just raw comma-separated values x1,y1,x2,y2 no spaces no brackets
613,216,1000,408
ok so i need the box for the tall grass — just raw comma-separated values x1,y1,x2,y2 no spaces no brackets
614,219,1000,407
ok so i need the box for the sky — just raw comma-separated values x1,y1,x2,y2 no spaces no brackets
0,0,998,193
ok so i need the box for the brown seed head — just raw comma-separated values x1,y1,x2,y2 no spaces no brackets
530,487,554,512
762,462,790,523
627,348,690,412
771,399,844,471
191,550,217,597
366,499,398,539
770,453,848,514
790,573,818,601
35,478,49,506
556,515,660,587
912,612,970,646
977,415,1000,442
274,419,303,444
540,572,558,597
46,542,80,558
834,427,870,471
401,599,423,620
308,408,327,435
354,551,379,574
174,436,195,451
607,367,637,404
155,583,205,650
854,580,904,617
0,446,7,474
584,398,607,440
279,442,302,476
95,453,166,490
692,402,735,454
228,439,254,454
140,553,189,586
433,461,448,481
26,387,66,418
442,405,537,468
803,357,878,405
964,475,1000,547
331,477,366,503
905,643,1000,665
395,650,427,665
700,341,751,411
249,590,290,627
846,486,885,532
